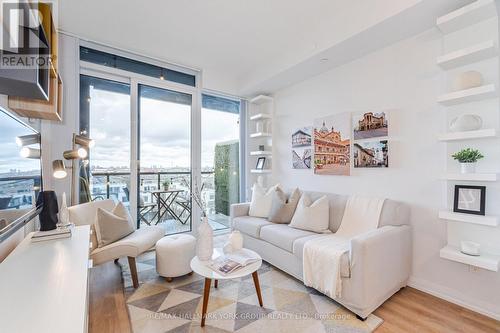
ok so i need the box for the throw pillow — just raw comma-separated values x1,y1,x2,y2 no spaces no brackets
113,201,136,231
289,194,330,233
248,183,280,218
268,188,301,223
95,206,135,248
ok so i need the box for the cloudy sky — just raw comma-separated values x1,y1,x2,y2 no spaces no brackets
88,88,239,171
0,111,40,175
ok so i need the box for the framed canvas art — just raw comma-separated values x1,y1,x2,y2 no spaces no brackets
453,185,486,215
353,111,388,140
313,113,351,176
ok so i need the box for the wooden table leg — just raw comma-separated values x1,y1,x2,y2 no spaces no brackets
252,272,263,307
201,278,211,327
214,279,218,288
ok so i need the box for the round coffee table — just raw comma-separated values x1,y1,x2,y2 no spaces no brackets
190,248,263,327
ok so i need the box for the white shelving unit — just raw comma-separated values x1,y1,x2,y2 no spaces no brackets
249,132,272,138
250,169,271,174
438,211,499,227
437,40,497,69
437,0,500,271
440,245,500,272
437,0,496,34
250,113,272,121
247,95,274,198
250,151,272,156
441,173,497,181
438,128,497,141
437,84,497,106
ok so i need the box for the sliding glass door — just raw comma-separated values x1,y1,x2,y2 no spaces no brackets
138,84,193,234
201,95,241,231
80,75,131,206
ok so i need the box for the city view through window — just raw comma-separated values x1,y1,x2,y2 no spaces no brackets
84,77,240,235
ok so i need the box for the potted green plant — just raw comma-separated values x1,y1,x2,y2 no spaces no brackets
162,179,170,191
452,148,484,174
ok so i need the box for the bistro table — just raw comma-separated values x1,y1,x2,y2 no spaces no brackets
150,189,185,225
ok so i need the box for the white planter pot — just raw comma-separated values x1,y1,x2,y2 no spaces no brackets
460,162,476,174
196,217,213,261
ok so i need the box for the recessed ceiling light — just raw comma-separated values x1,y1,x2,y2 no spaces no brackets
320,58,329,62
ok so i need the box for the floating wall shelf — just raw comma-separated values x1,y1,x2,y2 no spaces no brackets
437,128,497,141
250,151,272,156
437,0,497,34
441,173,498,182
250,169,271,174
438,211,498,227
437,84,497,106
250,113,272,121
440,245,500,271
437,40,497,69
250,132,272,138
250,95,274,105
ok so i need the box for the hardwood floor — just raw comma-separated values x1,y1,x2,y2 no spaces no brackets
89,262,499,333
89,261,132,333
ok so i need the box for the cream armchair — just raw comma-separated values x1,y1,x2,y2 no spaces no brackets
68,199,164,288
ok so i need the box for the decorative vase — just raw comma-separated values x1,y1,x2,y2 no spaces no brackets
229,230,243,251
196,216,213,261
36,191,59,231
58,192,70,227
460,162,476,174
452,71,483,91
449,114,482,132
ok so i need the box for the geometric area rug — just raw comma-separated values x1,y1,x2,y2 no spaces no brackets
121,251,383,333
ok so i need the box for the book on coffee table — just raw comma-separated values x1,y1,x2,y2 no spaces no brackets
209,248,260,275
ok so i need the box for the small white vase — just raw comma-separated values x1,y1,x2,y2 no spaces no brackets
460,162,476,174
228,231,243,251
58,192,70,227
196,216,213,261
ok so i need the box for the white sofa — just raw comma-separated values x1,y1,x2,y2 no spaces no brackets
68,199,164,288
230,191,411,319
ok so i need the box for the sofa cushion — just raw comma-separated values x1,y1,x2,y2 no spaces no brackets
293,234,351,278
260,224,317,252
232,216,273,238
268,187,301,224
249,183,279,218
91,226,164,265
290,194,330,233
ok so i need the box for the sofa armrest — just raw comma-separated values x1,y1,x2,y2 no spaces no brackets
347,225,412,317
230,203,250,219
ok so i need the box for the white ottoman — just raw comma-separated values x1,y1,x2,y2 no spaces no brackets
156,234,196,282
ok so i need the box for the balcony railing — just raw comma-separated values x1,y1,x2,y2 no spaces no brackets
88,171,230,234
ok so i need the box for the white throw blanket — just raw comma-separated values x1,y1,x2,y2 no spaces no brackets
303,195,386,298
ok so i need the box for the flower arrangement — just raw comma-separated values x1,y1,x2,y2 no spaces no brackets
191,182,207,217
451,148,484,163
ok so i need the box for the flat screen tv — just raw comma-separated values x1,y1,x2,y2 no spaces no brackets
0,108,42,243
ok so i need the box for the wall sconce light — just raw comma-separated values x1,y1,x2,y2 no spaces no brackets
63,147,88,160
52,160,67,179
74,134,95,148
19,147,41,159
16,133,41,147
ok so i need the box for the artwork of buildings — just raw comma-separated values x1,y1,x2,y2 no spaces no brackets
314,113,351,176
292,127,312,147
292,148,312,169
353,140,388,168
353,112,388,140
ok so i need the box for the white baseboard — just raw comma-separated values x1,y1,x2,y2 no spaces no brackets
408,276,500,321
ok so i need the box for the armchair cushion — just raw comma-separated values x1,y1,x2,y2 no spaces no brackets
95,207,134,247
91,226,164,265
232,216,273,238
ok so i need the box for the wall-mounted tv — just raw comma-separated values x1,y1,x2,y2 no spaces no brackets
0,108,42,243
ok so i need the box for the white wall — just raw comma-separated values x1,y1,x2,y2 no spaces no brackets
272,22,500,319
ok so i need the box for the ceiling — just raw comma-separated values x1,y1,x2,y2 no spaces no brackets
58,0,473,97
